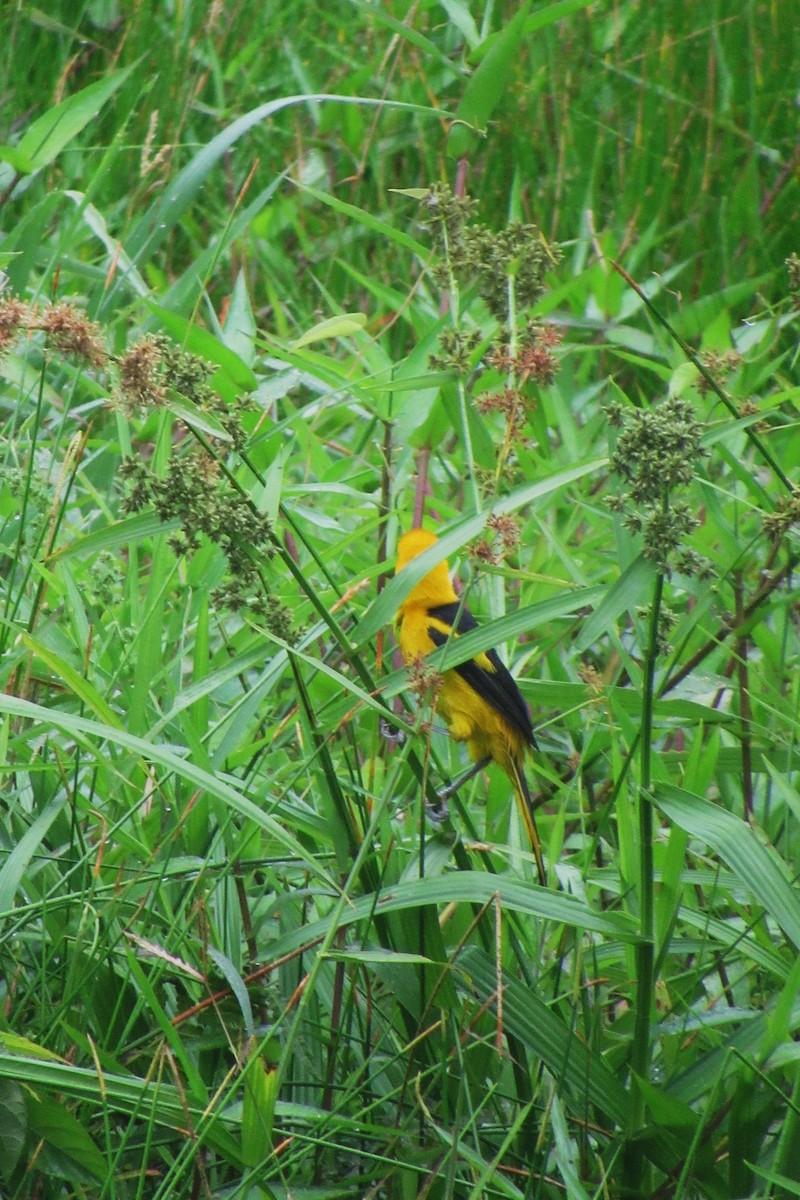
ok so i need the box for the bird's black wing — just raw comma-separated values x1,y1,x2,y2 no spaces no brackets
427,601,536,749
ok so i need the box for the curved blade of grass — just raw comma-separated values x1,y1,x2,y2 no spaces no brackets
51,512,182,561
0,1056,239,1156
0,694,336,891
64,190,148,297
26,1092,106,1180
124,95,448,270
298,184,430,257
0,798,66,913
290,313,368,349
20,632,122,727
267,871,639,957
656,783,800,951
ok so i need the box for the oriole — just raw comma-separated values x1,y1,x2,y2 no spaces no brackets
394,528,546,885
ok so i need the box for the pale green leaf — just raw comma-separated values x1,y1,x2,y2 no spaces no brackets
164,392,233,442
290,312,368,349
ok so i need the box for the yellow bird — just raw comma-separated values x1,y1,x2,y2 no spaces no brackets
394,528,546,885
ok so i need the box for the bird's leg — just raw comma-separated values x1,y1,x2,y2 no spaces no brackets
426,755,492,823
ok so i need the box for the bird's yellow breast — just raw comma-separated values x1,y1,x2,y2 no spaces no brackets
395,603,527,770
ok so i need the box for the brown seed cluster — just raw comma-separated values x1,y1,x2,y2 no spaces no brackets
469,514,522,567
0,296,106,366
114,335,168,410
407,654,443,705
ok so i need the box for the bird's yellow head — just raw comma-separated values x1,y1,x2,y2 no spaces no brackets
395,528,439,571
395,528,458,608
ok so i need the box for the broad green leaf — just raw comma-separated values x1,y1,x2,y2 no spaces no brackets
16,65,136,172
522,0,596,34
268,871,639,956
20,632,123,728
670,999,800,1109
323,949,432,965
0,145,33,172
300,184,430,257
147,303,258,394
0,1034,64,1061
447,3,532,158
0,1081,26,1181
241,1041,280,1169
672,275,773,340
0,353,63,408
638,1077,698,1129
389,187,431,199
27,1094,106,1182
222,270,257,366
0,1056,239,1157
53,511,182,561
164,392,234,441
207,947,254,1037
439,0,480,48
461,947,630,1127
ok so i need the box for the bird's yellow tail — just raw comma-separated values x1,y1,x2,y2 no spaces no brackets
508,757,546,885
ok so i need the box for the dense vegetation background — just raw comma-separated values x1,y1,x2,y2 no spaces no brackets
1,1,799,1197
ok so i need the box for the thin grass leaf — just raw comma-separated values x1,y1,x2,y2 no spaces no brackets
0,798,66,913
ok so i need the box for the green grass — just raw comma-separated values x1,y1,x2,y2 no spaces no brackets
1,1,800,1197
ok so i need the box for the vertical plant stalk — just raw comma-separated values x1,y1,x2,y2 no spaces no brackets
494,273,518,485
457,376,481,513
624,563,665,1193
1,372,46,652
734,573,754,819
438,207,481,515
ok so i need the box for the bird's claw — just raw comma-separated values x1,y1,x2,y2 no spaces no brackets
425,796,450,826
